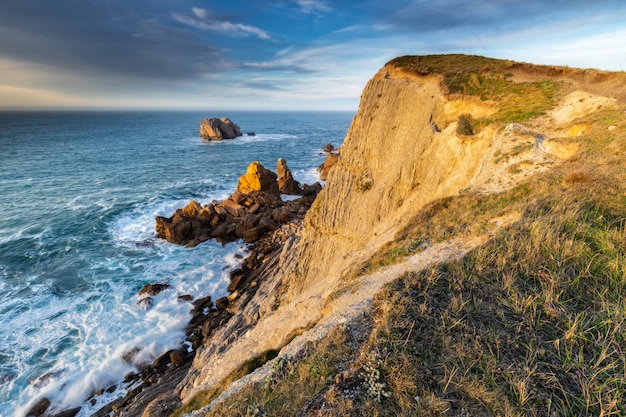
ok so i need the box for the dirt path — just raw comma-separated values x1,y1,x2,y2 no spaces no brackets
190,231,497,415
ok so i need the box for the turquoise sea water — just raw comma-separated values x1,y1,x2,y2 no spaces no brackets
0,111,353,416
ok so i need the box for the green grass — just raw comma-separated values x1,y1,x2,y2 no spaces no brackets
180,57,626,416
390,54,560,124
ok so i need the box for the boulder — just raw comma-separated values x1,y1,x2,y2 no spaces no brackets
220,199,246,217
236,161,280,196
317,152,339,181
200,117,242,140
138,283,172,297
276,158,303,195
323,143,335,153
155,214,194,245
26,397,51,417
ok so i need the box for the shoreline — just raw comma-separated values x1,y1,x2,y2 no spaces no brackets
41,161,323,417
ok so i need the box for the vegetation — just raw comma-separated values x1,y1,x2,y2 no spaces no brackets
175,56,626,416
390,54,560,124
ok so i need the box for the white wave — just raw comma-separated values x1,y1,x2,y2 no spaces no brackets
203,133,298,146
293,167,322,185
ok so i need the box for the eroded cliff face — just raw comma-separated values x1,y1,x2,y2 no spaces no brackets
292,65,500,292
177,59,618,408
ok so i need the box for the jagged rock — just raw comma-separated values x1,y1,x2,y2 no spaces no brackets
220,199,246,217
271,207,291,224
228,270,245,292
169,350,186,365
26,397,51,417
50,406,81,417
242,226,266,243
276,158,303,195
181,200,202,218
323,143,335,153
215,297,229,310
317,152,339,181
259,216,280,231
247,132,256,136
200,117,242,140
138,283,172,297
302,182,323,197
236,162,280,196
136,297,153,309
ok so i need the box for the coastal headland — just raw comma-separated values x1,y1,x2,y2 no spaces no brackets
42,54,626,417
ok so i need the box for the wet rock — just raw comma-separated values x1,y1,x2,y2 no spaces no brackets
178,294,194,302
200,117,242,140
138,283,172,297
50,406,81,417
136,297,153,309
25,397,50,417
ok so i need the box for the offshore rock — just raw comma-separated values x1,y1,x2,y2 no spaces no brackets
200,117,242,140
276,158,303,195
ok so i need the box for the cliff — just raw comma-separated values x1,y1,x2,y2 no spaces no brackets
95,55,626,416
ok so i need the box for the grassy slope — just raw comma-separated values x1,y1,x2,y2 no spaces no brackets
189,55,626,417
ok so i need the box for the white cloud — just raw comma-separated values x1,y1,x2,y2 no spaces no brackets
173,8,270,40
293,0,331,14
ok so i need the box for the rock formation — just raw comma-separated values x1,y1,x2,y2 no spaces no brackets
156,161,317,247
200,117,242,140
83,55,626,417
316,151,339,181
276,158,303,195
236,161,280,195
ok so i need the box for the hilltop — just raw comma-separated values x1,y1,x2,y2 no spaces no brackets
101,55,626,417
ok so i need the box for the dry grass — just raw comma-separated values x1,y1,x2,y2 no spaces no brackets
390,54,561,124
175,58,626,416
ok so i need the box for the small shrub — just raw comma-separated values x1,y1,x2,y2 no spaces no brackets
457,114,474,136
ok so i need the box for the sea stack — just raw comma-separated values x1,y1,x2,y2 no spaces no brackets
200,117,243,140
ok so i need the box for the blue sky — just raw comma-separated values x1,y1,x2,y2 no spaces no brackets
1,0,626,110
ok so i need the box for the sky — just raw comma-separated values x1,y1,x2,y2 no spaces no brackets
1,0,626,111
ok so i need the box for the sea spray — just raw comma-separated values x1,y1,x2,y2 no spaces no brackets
0,110,353,415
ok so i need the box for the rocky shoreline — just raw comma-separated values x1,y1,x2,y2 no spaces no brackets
35,152,336,417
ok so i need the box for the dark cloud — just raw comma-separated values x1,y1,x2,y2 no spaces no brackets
0,0,230,80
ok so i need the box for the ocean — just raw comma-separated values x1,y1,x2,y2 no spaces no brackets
0,111,354,416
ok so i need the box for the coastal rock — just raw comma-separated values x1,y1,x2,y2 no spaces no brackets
26,397,51,417
236,161,280,196
200,117,242,140
317,152,339,181
323,143,335,153
138,283,172,297
276,158,303,195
